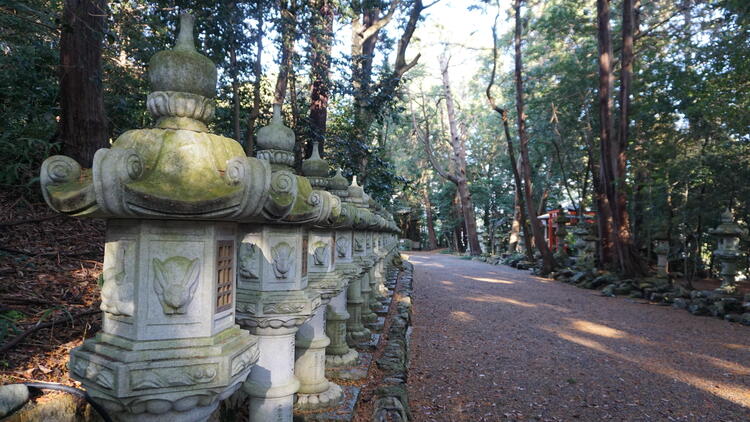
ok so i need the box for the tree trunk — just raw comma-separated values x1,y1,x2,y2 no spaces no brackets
58,0,108,167
229,32,241,142
485,12,533,261
597,0,646,276
439,54,482,256
350,0,426,181
274,0,297,104
245,1,264,156
306,0,333,158
513,0,555,273
509,190,522,253
423,187,438,250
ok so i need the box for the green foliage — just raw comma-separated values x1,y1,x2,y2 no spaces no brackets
0,310,25,345
0,0,62,193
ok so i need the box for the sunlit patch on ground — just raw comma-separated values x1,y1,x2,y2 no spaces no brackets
547,328,750,408
449,310,476,322
464,295,537,308
569,319,627,339
463,276,514,284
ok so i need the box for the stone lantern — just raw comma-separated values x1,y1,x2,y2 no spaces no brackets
325,169,365,378
345,178,375,346
554,206,569,263
286,142,349,412
370,206,391,310
571,222,588,259
358,191,382,332
652,227,670,278
39,14,263,421
710,209,747,294
572,221,596,270
234,105,339,419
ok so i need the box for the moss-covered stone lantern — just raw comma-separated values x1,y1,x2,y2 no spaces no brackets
554,205,569,264
652,226,670,278
710,209,747,294
326,169,365,378
234,103,339,420
289,142,348,411
343,177,374,346
39,13,263,422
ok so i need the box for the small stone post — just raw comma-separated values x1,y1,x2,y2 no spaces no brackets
710,209,747,294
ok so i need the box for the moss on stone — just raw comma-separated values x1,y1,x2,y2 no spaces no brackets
112,128,245,202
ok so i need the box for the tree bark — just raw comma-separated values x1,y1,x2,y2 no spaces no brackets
439,54,482,256
597,0,646,276
422,184,438,250
229,24,242,142
350,0,429,182
485,6,533,261
274,0,297,104
245,1,264,156
58,0,108,168
306,0,333,158
513,0,555,273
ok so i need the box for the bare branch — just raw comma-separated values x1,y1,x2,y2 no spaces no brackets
360,0,401,41
409,94,457,184
394,0,424,72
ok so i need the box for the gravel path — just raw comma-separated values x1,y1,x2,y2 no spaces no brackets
406,252,750,422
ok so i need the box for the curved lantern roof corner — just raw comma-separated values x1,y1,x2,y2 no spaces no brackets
40,13,271,221
253,104,339,225
709,208,748,237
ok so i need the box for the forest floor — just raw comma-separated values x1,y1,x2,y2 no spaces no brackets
405,251,750,422
0,193,103,388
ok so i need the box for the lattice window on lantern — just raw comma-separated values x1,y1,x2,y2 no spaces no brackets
216,240,234,313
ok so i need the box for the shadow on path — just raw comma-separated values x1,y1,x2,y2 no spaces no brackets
406,251,750,422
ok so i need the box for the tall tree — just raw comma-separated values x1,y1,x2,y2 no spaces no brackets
349,0,433,179
486,3,533,261
513,0,555,273
228,2,242,142
274,0,298,104
419,168,439,250
245,0,265,155
414,54,482,256
306,0,334,158
58,0,108,167
596,0,647,276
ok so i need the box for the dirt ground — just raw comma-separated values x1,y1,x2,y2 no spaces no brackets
405,251,750,422
0,194,103,387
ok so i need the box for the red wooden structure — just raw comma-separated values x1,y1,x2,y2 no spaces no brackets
538,208,596,250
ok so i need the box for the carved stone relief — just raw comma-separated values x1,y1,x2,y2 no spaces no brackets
271,242,294,280
72,359,114,390
262,302,305,314
130,364,217,390
231,347,260,377
336,237,349,258
101,241,134,316
312,241,329,266
153,256,201,314
238,242,259,280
